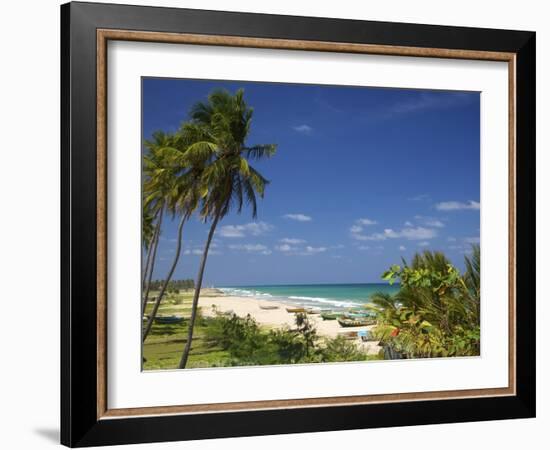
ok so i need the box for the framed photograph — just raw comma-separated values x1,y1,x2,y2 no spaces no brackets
61,1,536,447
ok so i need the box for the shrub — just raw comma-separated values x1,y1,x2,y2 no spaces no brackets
320,336,369,362
373,248,481,359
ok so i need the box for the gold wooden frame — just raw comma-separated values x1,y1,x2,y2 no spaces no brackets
96,29,516,420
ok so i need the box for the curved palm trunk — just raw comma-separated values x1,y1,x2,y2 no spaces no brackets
142,207,161,287
178,212,221,369
142,205,164,315
142,212,186,342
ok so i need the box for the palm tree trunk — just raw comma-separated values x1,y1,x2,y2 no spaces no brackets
178,212,221,369
142,212,186,342
142,205,164,315
142,207,161,288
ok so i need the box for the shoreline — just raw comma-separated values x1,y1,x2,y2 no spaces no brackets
198,293,381,355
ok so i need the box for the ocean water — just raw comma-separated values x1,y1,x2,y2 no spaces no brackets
219,283,399,310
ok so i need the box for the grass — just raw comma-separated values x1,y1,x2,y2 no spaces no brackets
142,290,382,370
143,291,232,370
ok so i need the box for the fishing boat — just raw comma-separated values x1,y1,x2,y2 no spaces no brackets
338,331,359,340
286,307,306,313
305,308,321,314
347,309,377,318
337,317,376,327
154,315,184,324
259,304,279,310
358,330,377,342
344,312,367,319
321,312,341,320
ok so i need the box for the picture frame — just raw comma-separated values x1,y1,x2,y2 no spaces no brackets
60,1,536,447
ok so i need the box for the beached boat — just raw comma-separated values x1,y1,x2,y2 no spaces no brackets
259,305,279,310
337,317,376,327
338,331,359,340
305,308,321,314
154,315,184,324
347,309,377,318
286,307,306,313
321,312,341,320
358,330,377,342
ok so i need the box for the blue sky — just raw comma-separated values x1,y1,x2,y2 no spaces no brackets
143,78,480,286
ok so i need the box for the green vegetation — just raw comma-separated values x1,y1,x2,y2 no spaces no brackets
147,279,195,292
370,246,480,359
177,89,277,369
141,86,482,368
141,88,278,368
143,294,379,370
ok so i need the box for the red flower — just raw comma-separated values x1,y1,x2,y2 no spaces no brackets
390,328,400,337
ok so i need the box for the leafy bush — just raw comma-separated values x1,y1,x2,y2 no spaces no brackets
203,310,371,366
372,247,480,358
320,336,370,362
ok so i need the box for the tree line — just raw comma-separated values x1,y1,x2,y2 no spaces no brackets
147,279,195,292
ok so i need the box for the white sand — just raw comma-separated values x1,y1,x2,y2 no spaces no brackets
199,295,381,355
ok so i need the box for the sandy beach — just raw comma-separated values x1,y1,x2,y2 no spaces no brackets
199,293,381,355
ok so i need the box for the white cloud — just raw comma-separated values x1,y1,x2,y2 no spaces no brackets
448,236,479,253
435,200,480,211
275,243,327,256
404,221,413,227
409,194,431,201
399,245,406,251
425,220,445,228
357,218,377,226
292,124,312,134
418,241,430,247
349,218,378,238
399,228,438,240
283,213,312,222
414,215,445,228
279,238,306,244
184,248,221,256
384,92,472,118
358,245,370,250
229,243,271,255
303,246,327,254
275,244,297,253
184,249,199,255
218,221,273,238
447,237,457,242
352,226,437,242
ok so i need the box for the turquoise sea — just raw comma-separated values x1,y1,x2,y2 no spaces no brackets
219,283,399,310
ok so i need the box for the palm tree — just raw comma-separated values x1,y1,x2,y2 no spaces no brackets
141,131,202,341
369,292,401,325
141,131,173,315
141,205,163,314
178,89,277,369
464,245,480,300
